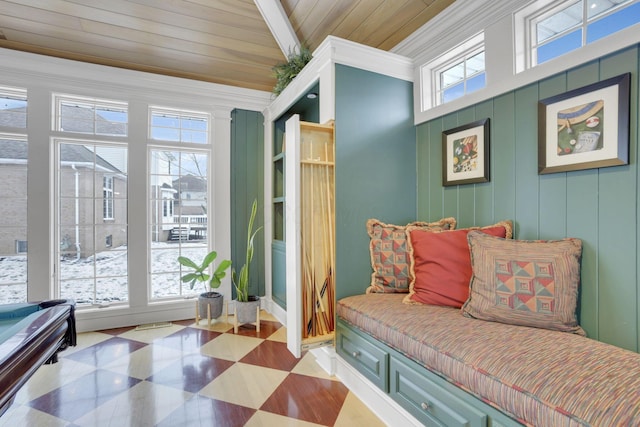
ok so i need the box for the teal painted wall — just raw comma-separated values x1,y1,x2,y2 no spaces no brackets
335,64,416,301
416,45,640,352
230,109,265,297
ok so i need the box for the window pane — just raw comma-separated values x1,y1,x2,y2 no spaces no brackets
587,0,633,19
537,1,582,44
0,89,27,128
58,142,128,305
537,28,582,64
441,62,465,89
56,95,128,136
150,108,209,144
587,2,640,43
467,73,486,95
149,148,209,300
0,137,27,303
443,81,465,103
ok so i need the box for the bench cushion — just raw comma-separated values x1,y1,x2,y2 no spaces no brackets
337,293,640,426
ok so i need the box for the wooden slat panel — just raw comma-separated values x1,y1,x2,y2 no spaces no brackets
0,0,448,91
492,93,516,225
474,100,495,226
597,47,638,350
456,107,476,227
513,84,539,239
538,73,568,240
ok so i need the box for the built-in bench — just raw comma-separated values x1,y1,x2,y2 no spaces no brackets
336,293,640,426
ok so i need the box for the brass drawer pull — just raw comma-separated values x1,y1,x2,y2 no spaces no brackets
352,351,360,358
421,402,430,411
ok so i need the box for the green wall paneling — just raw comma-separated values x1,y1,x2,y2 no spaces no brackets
513,83,540,239
334,64,416,300
492,92,517,224
231,109,265,298
596,47,637,350
415,44,640,352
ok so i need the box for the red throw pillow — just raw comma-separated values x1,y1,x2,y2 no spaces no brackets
404,221,512,308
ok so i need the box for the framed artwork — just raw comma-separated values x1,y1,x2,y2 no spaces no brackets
442,118,490,186
538,73,630,174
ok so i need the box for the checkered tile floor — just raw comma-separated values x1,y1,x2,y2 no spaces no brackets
0,311,385,426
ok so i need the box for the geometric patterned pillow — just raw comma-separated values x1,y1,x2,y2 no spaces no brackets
366,218,456,293
462,231,586,335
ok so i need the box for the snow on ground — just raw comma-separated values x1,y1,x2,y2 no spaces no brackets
0,241,217,305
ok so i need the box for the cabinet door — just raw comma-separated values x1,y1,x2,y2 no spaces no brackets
285,115,336,357
285,114,303,357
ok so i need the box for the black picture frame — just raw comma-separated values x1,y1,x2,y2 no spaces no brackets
442,118,490,186
538,73,630,174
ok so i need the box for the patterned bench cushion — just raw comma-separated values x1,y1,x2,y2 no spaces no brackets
337,294,640,426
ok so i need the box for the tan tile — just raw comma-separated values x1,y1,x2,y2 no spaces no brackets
73,381,192,427
266,326,287,342
118,323,186,343
258,310,279,322
333,392,387,427
62,331,112,355
198,362,288,409
0,405,69,427
245,410,325,427
290,352,336,380
199,332,263,361
102,344,184,379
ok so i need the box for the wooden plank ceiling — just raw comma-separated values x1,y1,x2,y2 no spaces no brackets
0,0,454,93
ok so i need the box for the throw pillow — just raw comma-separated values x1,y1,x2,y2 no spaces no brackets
366,218,457,293
462,231,585,335
404,220,513,307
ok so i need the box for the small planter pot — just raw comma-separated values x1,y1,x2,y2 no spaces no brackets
235,296,260,323
198,291,224,320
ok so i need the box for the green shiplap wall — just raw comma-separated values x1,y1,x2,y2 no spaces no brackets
335,64,416,301
230,109,265,297
416,46,640,352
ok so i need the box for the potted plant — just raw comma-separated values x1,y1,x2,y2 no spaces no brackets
232,198,263,326
179,250,231,321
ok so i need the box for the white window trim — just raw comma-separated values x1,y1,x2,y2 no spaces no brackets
420,33,485,111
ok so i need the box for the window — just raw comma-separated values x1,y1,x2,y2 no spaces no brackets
517,0,640,70
103,176,114,219
56,141,128,306
438,49,486,104
420,33,485,110
15,240,27,254
149,149,209,300
150,107,209,143
54,94,128,136
0,87,27,128
0,133,28,304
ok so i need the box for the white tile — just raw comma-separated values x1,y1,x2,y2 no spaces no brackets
198,333,262,362
73,381,192,427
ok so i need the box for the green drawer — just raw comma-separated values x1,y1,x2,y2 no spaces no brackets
391,357,487,427
336,322,389,391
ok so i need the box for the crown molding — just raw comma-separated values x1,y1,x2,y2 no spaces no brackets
264,35,413,121
0,48,272,112
392,0,531,64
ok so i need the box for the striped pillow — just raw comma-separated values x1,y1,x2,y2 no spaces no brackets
462,231,585,335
